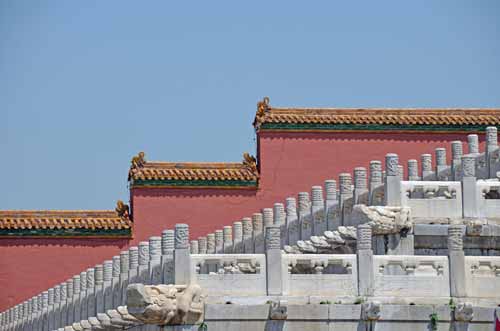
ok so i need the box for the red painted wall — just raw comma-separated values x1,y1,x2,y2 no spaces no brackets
0,130,486,311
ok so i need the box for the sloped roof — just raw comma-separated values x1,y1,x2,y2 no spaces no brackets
0,203,132,238
253,97,500,132
128,152,259,188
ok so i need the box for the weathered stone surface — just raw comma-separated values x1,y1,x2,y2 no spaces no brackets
126,283,205,325
283,226,357,254
352,205,411,235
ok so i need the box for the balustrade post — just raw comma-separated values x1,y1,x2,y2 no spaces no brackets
435,148,448,180
253,213,264,253
298,192,312,239
451,141,463,181
421,153,434,180
448,224,466,298
384,153,401,206
407,159,419,181
174,223,192,285
102,260,113,311
233,222,243,253
223,226,233,254
285,198,299,245
486,126,498,178
339,173,353,226
462,155,477,218
357,224,374,297
161,229,175,285
369,161,383,206
265,225,282,296
242,218,254,253
86,268,96,318
325,180,340,230
149,236,162,284
311,186,326,235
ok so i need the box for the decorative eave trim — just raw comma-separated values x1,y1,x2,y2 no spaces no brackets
130,179,258,189
258,123,492,133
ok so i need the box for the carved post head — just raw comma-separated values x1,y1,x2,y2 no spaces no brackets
120,251,130,273
232,222,243,242
149,236,162,261
80,271,87,292
369,161,382,185
37,294,43,311
461,155,476,178
86,268,95,289
467,134,479,154
273,203,286,224
95,265,104,286
262,208,274,228
242,217,253,239
325,180,337,201
407,159,419,179
139,241,150,266
451,141,463,161
48,288,54,306
311,186,324,207
357,224,372,251
486,126,498,153
198,236,207,254
339,173,353,199
190,240,199,254
448,225,463,251
252,213,263,234
72,275,80,295
385,153,399,177
285,197,297,217
129,247,139,269
66,278,74,299
265,225,281,250
161,229,175,255
174,224,189,249
103,260,113,282
454,302,474,322
54,285,60,304
354,167,367,190
223,226,232,243
298,192,310,212
215,230,223,252
207,233,216,253
435,148,447,166
59,283,67,302
112,255,121,277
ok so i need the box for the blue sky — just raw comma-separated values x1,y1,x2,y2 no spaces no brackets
1,1,499,210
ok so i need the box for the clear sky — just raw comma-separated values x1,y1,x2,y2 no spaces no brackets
1,1,499,210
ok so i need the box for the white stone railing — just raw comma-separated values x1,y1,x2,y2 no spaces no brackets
190,254,267,296
400,181,462,218
282,254,357,296
3,127,500,330
476,180,500,218
373,255,450,298
464,256,500,299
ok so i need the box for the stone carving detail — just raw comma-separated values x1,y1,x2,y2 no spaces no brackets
103,260,113,281
112,256,121,277
325,180,337,200
370,161,382,184
354,167,367,190
468,134,479,154
284,226,357,254
353,205,412,235
339,173,353,196
298,192,310,213
242,218,253,238
129,247,139,268
263,208,274,227
207,233,216,253
269,301,288,320
486,126,498,146
385,153,399,176
435,148,446,166
139,242,149,266
162,229,175,255
448,225,463,251
452,141,463,160
357,224,372,250
265,226,281,250
120,251,129,273
127,283,205,325
421,154,432,172
407,159,418,179
462,156,476,178
175,224,189,249
454,302,473,322
362,301,381,321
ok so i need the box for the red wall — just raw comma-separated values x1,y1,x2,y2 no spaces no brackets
0,130,485,311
